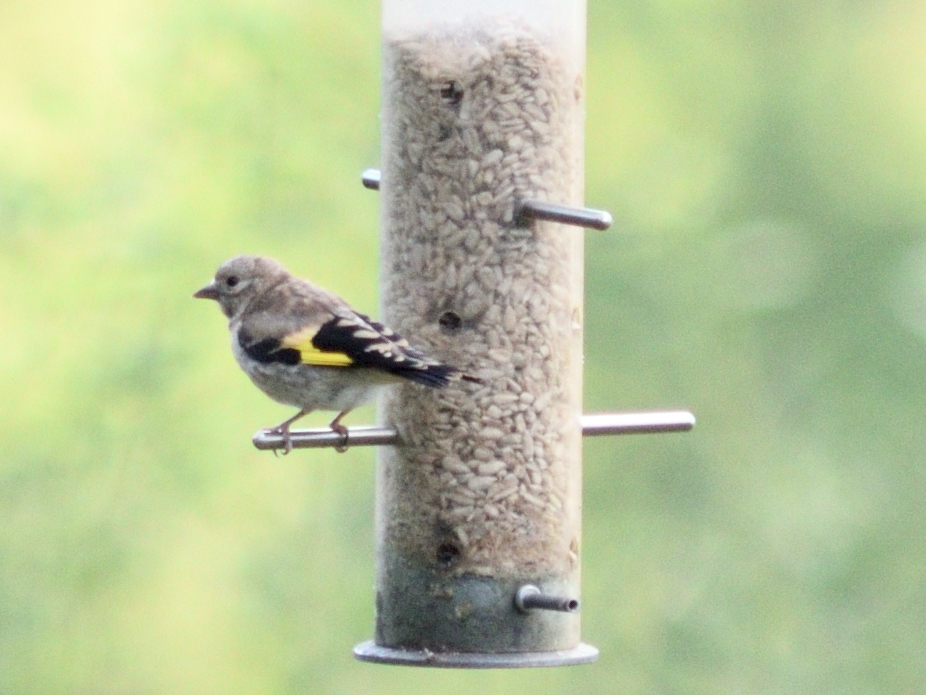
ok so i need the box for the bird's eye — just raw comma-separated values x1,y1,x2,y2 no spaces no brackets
225,276,240,288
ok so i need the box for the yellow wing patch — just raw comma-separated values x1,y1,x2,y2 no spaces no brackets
281,326,354,367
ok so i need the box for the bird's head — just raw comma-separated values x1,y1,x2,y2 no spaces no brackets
194,255,288,319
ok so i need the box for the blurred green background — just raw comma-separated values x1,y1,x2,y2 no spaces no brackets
3,0,926,692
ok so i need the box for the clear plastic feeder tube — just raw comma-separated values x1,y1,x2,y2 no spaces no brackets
363,0,590,667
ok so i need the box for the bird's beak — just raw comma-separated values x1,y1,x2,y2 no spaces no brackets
193,281,220,300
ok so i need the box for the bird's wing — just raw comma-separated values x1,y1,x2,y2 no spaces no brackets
237,306,460,387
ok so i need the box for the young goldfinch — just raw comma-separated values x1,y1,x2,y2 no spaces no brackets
194,254,481,453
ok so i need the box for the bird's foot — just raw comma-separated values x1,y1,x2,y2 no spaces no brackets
266,425,294,455
331,423,349,453
266,409,309,456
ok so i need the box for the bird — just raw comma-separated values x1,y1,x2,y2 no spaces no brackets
193,254,481,454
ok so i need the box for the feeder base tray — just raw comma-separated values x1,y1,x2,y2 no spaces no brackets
353,641,599,669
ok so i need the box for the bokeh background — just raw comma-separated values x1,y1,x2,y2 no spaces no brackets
3,0,926,692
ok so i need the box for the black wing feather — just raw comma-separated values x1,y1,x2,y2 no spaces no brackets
239,330,301,365
311,313,459,387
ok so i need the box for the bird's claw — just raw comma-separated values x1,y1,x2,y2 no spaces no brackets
331,423,349,453
266,426,293,455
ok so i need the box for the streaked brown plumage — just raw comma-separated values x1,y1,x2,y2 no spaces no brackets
194,254,480,453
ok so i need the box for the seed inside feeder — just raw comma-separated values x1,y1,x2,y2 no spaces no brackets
375,18,585,653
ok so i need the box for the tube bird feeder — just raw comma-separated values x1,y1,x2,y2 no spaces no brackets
361,0,592,668
252,0,696,669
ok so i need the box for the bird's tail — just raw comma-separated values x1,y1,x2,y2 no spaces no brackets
394,363,482,388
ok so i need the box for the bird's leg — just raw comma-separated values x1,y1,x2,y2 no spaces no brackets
328,409,353,453
268,408,311,455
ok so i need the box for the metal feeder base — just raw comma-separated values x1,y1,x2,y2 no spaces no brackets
353,641,599,668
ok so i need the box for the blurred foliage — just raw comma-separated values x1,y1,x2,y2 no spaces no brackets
2,0,926,693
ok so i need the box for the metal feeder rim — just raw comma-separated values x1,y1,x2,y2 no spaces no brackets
353,641,599,669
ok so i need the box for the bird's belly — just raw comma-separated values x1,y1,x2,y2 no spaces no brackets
237,356,388,413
